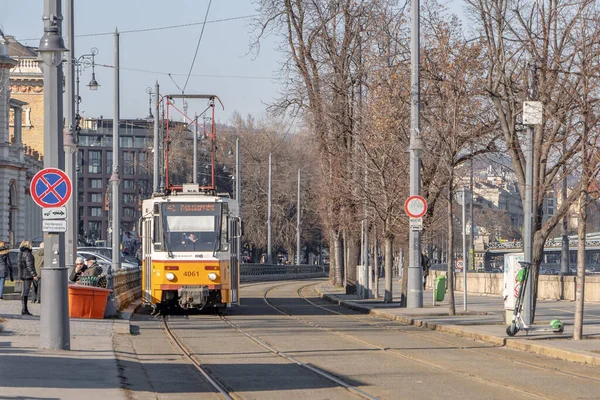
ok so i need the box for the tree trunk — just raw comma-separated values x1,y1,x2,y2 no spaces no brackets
345,230,359,294
373,235,379,299
384,235,394,303
400,243,409,307
334,231,344,287
574,122,589,339
447,176,456,316
329,230,336,284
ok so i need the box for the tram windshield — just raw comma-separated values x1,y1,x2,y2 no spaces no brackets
162,202,222,252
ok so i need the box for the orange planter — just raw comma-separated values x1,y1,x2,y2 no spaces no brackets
68,285,112,319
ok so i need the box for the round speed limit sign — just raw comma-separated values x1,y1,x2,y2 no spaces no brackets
404,195,427,218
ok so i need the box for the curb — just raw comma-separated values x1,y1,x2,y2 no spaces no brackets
114,301,142,335
316,288,599,365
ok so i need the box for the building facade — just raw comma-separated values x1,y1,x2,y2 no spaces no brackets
1,33,43,247
6,35,44,156
78,118,153,243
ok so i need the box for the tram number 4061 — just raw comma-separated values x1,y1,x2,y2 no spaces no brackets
183,271,200,277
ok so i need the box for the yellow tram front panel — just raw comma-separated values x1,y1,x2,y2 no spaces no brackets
148,259,231,304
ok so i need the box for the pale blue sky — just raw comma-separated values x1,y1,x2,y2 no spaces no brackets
2,0,467,124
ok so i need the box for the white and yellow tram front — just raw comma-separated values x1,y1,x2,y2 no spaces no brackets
141,194,240,311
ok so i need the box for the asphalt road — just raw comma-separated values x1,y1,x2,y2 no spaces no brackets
121,280,600,399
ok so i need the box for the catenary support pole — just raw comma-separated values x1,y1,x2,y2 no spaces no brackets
193,112,198,184
560,144,569,276
462,187,468,311
296,169,301,265
153,81,159,192
267,153,273,264
470,153,474,270
523,63,537,325
235,136,241,267
64,0,77,284
110,29,121,274
408,0,423,308
40,0,70,350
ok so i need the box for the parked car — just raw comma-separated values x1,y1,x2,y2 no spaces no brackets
77,250,137,271
79,247,141,267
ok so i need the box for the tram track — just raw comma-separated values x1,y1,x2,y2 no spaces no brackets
161,300,378,400
161,315,235,400
260,281,600,399
296,284,600,384
287,283,600,382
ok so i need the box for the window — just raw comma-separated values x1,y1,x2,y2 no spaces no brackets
124,194,136,203
90,193,103,203
90,179,103,189
123,152,135,175
120,137,133,148
137,180,148,195
106,151,113,174
123,180,135,189
123,207,135,218
87,221,101,239
90,207,103,217
88,150,102,173
134,137,147,148
138,152,148,174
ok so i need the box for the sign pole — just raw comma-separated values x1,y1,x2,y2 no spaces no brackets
39,0,70,350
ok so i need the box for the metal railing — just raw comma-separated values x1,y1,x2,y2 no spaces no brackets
106,264,328,311
106,269,142,310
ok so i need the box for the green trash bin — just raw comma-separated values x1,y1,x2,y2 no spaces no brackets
434,275,446,302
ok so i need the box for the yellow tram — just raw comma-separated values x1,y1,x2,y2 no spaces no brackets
140,188,240,313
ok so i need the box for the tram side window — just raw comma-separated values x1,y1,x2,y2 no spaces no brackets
153,216,162,251
220,204,229,251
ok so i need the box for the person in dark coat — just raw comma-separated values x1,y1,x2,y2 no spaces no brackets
82,255,103,278
0,241,14,300
421,253,431,290
32,243,44,303
69,257,87,282
18,240,37,315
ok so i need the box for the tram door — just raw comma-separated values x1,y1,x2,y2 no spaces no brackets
229,217,239,304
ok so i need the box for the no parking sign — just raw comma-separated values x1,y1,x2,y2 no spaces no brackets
30,168,72,208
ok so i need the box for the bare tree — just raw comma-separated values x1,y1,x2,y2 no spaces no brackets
465,0,600,317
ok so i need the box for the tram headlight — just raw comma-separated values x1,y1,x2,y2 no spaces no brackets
208,272,218,281
166,272,176,281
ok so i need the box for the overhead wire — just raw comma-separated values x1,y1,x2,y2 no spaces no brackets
19,14,257,42
94,63,275,81
183,0,213,93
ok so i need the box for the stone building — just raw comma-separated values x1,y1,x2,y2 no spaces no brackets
0,32,43,247
6,35,44,156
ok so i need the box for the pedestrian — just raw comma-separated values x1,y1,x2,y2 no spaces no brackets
32,242,44,303
421,252,431,290
17,240,37,316
0,241,14,300
69,257,87,283
82,255,103,278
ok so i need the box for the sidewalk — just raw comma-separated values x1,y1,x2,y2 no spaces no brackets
315,281,600,366
0,299,129,400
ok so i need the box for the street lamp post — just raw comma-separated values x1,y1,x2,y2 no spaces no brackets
110,29,121,274
267,153,273,264
39,0,70,350
66,46,99,280
145,87,154,120
407,0,424,308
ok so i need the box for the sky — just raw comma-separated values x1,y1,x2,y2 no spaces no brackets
1,0,281,124
1,0,467,125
